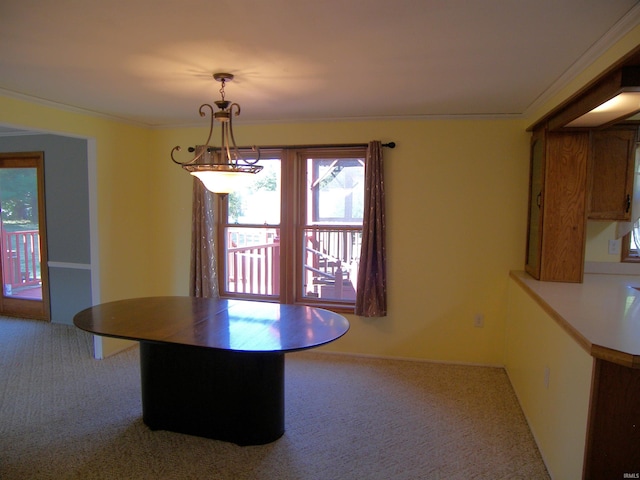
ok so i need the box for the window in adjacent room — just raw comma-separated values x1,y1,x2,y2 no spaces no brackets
216,146,366,311
622,143,640,263
622,226,640,261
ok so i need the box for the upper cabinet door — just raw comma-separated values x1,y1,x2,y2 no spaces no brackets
540,131,589,282
524,129,589,283
588,127,637,221
525,130,545,279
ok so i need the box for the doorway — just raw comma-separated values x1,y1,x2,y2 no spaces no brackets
0,152,50,320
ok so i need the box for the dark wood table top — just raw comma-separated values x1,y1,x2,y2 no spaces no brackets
74,297,350,353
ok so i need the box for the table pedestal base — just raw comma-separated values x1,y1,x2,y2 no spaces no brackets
139,342,285,445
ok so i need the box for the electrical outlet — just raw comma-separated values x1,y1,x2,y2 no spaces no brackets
474,313,484,328
609,239,621,255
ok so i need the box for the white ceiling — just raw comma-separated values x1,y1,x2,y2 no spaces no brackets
1,0,640,128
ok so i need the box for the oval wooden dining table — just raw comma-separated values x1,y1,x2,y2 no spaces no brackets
74,296,350,445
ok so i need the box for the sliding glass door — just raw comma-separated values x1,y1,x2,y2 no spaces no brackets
0,152,50,320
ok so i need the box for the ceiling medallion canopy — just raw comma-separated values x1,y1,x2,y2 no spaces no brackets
171,73,262,193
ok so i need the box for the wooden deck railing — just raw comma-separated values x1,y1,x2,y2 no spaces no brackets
226,230,359,300
2,230,41,293
227,241,280,295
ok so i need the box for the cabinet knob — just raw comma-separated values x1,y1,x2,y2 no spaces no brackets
536,192,542,209
626,194,631,213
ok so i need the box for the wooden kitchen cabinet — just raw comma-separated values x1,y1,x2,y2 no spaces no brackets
583,358,640,479
525,129,545,280
525,127,590,282
588,127,637,221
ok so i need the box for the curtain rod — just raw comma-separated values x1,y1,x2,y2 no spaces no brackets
194,142,396,151
275,142,396,149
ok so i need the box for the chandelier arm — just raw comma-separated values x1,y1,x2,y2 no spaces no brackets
228,103,261,165
199,104,215,146
227,106,238,165
220,121,233,166
171,146,206,166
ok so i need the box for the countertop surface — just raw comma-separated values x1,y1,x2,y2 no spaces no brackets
510,270,640,367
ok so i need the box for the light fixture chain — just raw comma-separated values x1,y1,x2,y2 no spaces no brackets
219,79,226,102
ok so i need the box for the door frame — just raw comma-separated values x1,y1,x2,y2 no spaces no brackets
0,151,50,321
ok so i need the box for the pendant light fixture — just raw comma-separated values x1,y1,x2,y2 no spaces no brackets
171,73,262,193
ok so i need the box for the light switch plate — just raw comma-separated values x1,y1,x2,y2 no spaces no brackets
608,239,621,256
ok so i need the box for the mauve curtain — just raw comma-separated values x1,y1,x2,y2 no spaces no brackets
190,174,219,298
355,141,387,317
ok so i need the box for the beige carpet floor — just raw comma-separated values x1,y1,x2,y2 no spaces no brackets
0,316,550,479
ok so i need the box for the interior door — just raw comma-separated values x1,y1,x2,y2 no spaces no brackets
0,152,50,320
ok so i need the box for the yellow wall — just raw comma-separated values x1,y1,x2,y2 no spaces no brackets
0,96,157,356
0,23,638,363
505,278,593,480
0,96,531,364
0,96,155,303
585,221,621,262
150,119,530,365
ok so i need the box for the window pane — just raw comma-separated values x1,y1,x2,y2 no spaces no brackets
225,226,280,296
227,159,281,225
0,167,43,300
306,158,364,224
631,224,640,253
302,228,361,301
217,147,366,307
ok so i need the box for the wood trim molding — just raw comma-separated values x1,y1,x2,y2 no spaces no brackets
590,344,640,369
529,45,640,132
